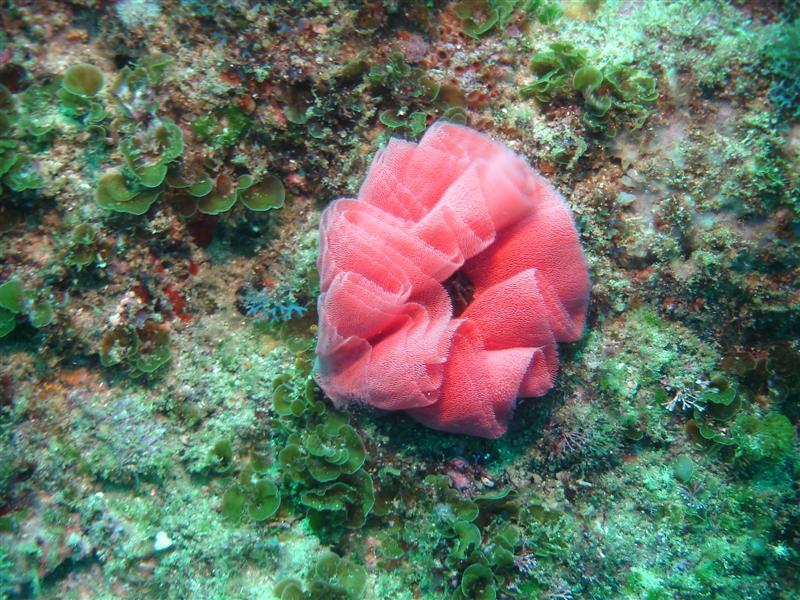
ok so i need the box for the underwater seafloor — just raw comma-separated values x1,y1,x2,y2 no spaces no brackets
0,0,799,598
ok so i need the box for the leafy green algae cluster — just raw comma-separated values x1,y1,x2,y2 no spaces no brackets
0,278,53,337
0,84,46,194
98,320,172,376
92,57,192,215
58,64,107,125
275,551,367,600
371,52,467,138
221,457,281,523
42,54,286,217
273,365,375,532
453,0,563,37
521,40,658,134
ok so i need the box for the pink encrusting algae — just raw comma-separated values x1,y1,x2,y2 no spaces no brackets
315,122,590,438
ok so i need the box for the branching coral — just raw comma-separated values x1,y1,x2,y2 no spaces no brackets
315,122,589,438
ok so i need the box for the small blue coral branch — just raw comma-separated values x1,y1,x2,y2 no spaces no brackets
243,287,308,324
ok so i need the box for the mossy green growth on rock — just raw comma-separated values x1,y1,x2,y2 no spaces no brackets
764,18,800,120
191,104,250,148
732,413,795,466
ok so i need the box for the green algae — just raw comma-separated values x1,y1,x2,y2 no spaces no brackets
98,321,171,376
0,278,55,337
239,175,285,211
192,105,250,148
520,39,658,134
454,0,562,38
274,551,367,599
62,65,105,98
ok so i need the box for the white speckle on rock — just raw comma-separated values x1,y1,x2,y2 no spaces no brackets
154,531,173,552
116,0,162,28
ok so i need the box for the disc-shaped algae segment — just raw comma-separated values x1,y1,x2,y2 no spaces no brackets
573,65,603,92
274,579,304,600
272,384,294,417
27,300,54,328
0,278,24,313
102,188,160,215
278,443,306,480
133,344,171,373
62,64,104,97
451,521,481,559
239,175,285,211
99,326,140,367
461,563,497,600
313,552,368,598
209,439,234,473
197,174,239,214
140,52,175,84
247,480,280,521
0,84,14,112
96,171,160,215
221,484,247,521
121,119,184,188
307,456,341,483
0,310,15,337
71,223,95,245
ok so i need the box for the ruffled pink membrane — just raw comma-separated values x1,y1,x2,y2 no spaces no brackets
315,122,590,438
